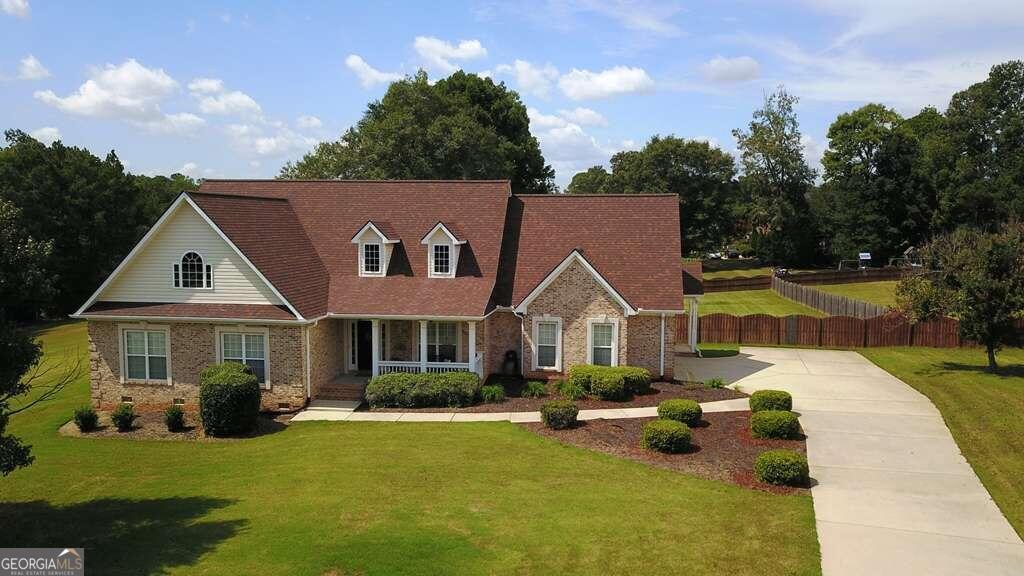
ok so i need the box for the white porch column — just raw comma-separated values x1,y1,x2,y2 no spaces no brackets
419,320,429,373
689,299,700,352
371,319,380,377
468,321,478,377
659,313,666,378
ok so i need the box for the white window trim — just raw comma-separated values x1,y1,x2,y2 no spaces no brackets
173,250,213,290
215,325,271,389
117,323,172,385
531,315,563,371
426,320,462,363
359,242,385,277
586,317,620,366
428,242,456,278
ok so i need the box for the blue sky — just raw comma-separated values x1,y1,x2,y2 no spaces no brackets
2,1,1023,188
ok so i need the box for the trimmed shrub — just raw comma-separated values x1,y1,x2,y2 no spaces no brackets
73,406,98,432
541,400,579,429
521,380,547,398
165,405,186,432
641,419,692,453
567,365,652,399
705,377,726,389
750,390,792,412
199,362,261,436
554,379,586,401
365,371,481,408
480,384,506,403
111,403,137,432
750,410,801,440
657,399,702,426
754,449,809,486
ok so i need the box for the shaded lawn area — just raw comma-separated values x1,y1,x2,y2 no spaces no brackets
861,347,1024,539
2,322,821,576
699,290,826,317
815,281,898,307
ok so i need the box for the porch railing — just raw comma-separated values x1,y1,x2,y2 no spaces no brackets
378,360,473,375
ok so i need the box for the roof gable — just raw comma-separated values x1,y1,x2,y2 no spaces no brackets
351,221,400,244
514,250,635,316
420,222,467,245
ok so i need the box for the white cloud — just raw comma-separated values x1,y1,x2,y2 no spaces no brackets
701,56,760,83
344,54,402,88
528,107,624,187
413,36,487,74
802,0,1024,46
558,107,607,126
558,66,654,100
187,77,223,94
527,107,567,130
226,123,317,157
296,115,322,129
180,161,199,176
495,60,559,97
134,112,206,135
1,0,29,18
18,55,50,80
29,126,59,144
801,134,826,172
574,0,684,37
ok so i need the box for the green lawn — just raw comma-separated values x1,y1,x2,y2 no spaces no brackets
815,281,898,307
1,322,820,575
699,290,826,317
862,347,1024,538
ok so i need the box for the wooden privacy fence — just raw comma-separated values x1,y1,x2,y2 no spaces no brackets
771,276,889,319
687,313,968,348
703,267,904,293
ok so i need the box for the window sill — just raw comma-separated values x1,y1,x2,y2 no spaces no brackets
122,379,172,386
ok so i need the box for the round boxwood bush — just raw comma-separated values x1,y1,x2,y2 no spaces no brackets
521,380,547,398
110,402,137,432
73,406,99,432
165,405,186,432
199,362,261,436
641,419,692,453
750,410,801,440
750,389,792,412
541,400,579,429
755,449,809,486
589,373,627,400
480,384,506,403
657,399,702,426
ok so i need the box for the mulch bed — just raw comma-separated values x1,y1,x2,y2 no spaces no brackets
521,411,808,494
58,410,291,441
365,380,747,413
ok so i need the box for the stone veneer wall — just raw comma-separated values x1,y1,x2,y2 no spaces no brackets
89,320,307,412
483,311,521,377
521,260,627,378
626,314,678,380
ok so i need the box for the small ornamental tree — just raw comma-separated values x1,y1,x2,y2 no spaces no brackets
896,221,1024,371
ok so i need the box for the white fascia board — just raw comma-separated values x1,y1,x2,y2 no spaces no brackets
72,313,306,325
514,250,636,316
420,222,466,245
636,308,687,315
351,222,400,244
325,313,485,321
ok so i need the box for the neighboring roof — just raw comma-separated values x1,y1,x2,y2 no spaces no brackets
195,180,512,317
189,192,330,318
503,194,684,312
83,301,297,321
682,260,704,296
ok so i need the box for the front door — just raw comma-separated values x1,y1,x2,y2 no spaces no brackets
357,320,373,372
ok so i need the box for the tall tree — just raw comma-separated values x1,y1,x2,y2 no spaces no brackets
732,88,820,265
816,104,934,263
566,136,741,255
895,221,1024,370
281,71,555,194
0,200,53,320
940,60,1024,229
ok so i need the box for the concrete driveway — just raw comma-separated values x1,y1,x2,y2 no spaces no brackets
677,346,1024,576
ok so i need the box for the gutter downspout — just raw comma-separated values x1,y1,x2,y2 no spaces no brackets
513,310,526,377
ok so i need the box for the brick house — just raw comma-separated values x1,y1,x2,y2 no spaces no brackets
73,180,701,411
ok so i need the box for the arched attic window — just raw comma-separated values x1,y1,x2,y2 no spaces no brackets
173,251,212,288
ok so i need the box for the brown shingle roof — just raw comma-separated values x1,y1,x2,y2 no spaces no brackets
85,301,296,321
682,260,704,296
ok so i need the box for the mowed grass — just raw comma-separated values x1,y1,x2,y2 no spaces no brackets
2,322,821,576
699,290,826,317
862,347,1024,538
815,281,898,307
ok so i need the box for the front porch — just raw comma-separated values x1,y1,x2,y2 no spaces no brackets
341,318,484,374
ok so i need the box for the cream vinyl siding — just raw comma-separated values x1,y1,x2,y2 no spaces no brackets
100,202,283,305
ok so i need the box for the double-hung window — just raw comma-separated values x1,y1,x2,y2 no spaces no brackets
533,318,561,370
361,243,382,275
588,320,617,366
123,328,169,382
432,244,451,276
220,330,268,386
427,321,458,363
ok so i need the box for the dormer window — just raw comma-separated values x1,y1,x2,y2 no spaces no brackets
421,222,465,279
173,251,212,288
351,221,399,277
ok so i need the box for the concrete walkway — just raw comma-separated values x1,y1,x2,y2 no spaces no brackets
289,397,750,423
678,346,1024,576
